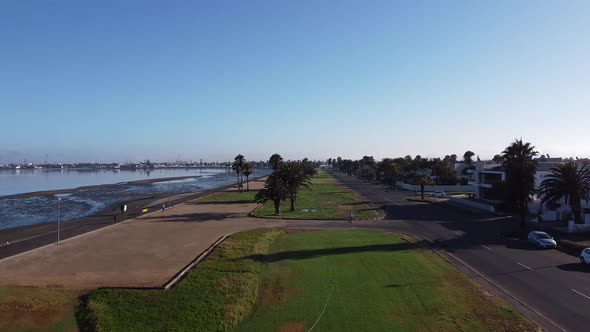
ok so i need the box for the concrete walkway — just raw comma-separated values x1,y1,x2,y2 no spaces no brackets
0,181,283,289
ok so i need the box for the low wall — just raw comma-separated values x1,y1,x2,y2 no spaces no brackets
396,181,475,193
447,197,496,213
568,220,590,233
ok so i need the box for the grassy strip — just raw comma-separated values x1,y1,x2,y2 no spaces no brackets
253,170,382,220
0,287,81,332
238,230,536,332
80,229,283,332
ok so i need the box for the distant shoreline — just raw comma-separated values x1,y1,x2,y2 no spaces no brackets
0,175,200,199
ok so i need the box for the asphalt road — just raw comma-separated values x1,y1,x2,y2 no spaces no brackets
327,171,590,332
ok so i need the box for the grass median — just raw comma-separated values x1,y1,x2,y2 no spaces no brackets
238,230,536,332
253,170,382,220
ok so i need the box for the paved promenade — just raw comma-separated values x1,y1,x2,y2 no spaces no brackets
0,181,281,289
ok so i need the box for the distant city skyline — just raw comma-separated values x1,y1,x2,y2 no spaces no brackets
2,1,589,163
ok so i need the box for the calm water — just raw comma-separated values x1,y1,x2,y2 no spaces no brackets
0,168,271,230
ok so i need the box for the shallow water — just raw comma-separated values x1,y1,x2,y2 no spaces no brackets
0,168,271,230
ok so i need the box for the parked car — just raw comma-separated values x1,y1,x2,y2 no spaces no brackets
527,231,557,249
431,190,446,198
580,248,590,264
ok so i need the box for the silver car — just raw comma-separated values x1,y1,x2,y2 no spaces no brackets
528,231,557,249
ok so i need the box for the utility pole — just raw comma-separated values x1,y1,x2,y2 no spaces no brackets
57,197,61,244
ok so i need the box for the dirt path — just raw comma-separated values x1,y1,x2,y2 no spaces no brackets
0,181,283,289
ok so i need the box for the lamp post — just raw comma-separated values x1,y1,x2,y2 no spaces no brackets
57,197,61,244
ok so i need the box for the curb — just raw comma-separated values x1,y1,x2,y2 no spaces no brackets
163,233,232,290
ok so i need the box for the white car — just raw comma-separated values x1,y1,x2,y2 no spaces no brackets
580,248,590,264
431,190,446,198
527,231,557,249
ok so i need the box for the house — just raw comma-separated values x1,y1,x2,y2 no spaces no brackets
471,157,590,229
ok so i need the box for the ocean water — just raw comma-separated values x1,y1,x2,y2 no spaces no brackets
0,168,271,230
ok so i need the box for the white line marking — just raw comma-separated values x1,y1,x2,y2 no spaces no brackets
571,289,590,301
384,198,401,206
454,231,463,236
444,252,566,332
481,245,493,251
516,262,533,271
308,281,335,332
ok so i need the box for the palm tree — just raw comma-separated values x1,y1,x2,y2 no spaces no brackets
255,172,288,215
278,161,311,211
233,154,245,191
269,153,283,171
242,162,254,191
419,174,433,200
539,162,590,224
502,139,538,233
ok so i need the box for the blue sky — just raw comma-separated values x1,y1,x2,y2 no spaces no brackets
1,1,589,163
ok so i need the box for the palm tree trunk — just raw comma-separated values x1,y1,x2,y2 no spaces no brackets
573,199,582,224
290,195,295,211
274,199,281,215
246,176,249,191
520,205,527,237
421,183,424,200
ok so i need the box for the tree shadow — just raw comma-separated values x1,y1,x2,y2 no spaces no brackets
192,200,256,205
245,241,428,263
556,263,589,272
142,213,231,222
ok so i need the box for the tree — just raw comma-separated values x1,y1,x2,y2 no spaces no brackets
269,153,283,171
502,139,538,233
539,162,590,224
278,161,311,211
492,154,503,163
242,162,254,191
463,151,475,165
255,172,288,215
419,174,433,200
233,154,245,191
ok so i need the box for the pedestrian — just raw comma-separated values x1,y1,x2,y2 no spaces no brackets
162,204,165,212
348,210,353,223
113,215,117,222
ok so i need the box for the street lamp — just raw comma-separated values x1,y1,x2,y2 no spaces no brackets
57,197,61,244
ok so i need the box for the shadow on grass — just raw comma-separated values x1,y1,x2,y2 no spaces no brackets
191,200,256,205
342,201,372,206
142,213,230,222
245,241,427,263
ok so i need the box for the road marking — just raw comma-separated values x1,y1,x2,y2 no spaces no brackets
516,262,533,271
443,251,566,332
477,216,513,222
571,288,590,301
454,231,463,236
384,198,401,206
481,245,493,251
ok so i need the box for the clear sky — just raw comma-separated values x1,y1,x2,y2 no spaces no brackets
1,0,589,163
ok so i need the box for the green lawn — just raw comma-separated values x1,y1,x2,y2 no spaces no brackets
81,230,283,332
0,286,81,332
238,230,536,332
81,230,535,332
253,170,381,220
